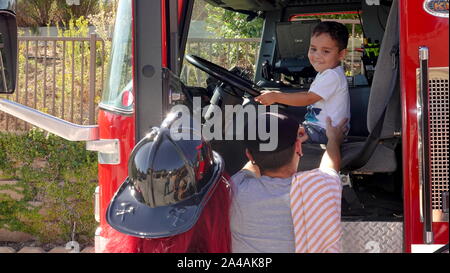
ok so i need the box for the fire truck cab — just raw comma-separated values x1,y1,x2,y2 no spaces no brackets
0,0,448,253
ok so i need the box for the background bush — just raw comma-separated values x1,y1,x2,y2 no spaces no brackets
16,0,103,28
0,129,98,245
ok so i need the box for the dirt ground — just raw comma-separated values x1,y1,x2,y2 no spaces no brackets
0,240,92,252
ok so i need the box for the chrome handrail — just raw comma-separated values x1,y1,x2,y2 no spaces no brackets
0,98,99,141
417,46,434,244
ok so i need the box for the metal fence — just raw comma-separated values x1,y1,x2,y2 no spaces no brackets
0,37,261,133
182,38,261,87
0,34,106,132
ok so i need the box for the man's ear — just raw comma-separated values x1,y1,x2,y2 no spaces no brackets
245,148,255,162
295,138,303,157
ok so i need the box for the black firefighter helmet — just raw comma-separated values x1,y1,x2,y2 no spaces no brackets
106,113,224,238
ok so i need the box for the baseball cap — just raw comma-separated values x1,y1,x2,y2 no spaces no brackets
244,112,300,153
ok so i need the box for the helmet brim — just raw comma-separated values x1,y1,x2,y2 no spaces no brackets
106,151,224,238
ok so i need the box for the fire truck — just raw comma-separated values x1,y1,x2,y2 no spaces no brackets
0,0,448,253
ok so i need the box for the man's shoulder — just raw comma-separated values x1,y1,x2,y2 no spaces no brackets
231,170,257,181
230,170,258,190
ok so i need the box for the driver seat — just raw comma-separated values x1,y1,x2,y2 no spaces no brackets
298,0,401,173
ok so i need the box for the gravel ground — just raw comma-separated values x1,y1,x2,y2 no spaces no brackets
0,240,92,252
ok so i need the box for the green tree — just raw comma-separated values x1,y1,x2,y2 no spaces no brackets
53,0,100,24
203,5,263,38
16,0,56,27
16,0,101,27
294,13,363,36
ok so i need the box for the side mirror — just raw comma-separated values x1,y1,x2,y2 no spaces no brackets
0,10,17,94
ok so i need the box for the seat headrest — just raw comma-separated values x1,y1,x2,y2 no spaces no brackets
275,20,320,60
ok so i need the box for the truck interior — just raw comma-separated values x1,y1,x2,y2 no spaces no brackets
179,0,403,221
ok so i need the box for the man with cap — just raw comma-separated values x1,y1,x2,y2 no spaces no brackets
230,112,347,253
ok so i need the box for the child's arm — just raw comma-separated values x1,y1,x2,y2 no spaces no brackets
255,90,322,106
319,117,348,172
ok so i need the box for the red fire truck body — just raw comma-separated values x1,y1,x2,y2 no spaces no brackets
0,0,448,253
96,112,134,230
399,0,449,252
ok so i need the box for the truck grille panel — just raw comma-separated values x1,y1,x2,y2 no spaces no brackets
429,69,449,211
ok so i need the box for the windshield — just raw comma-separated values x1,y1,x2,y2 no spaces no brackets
180,0,263,87
99,0,133,114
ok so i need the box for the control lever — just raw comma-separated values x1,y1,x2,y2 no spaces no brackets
261,60,274,81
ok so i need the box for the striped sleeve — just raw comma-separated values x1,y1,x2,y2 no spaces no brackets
290,168,342,253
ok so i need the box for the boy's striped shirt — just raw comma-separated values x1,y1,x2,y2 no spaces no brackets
290,168,342,253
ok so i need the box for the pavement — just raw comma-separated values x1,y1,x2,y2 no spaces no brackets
0,245,95,253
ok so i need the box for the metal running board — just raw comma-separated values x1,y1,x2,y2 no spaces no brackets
342,221,403,253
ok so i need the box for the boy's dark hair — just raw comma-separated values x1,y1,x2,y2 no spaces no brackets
244,112,299,173
312,21,349,51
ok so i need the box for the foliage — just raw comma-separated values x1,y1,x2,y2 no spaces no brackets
203,6,263,39
57,15,90,37
87,0,118,42
53,0,100,24
200,4,362,38
88,0,118,71
292,13,364,36
16,0,101,27
0,129,98,244
16,0,56,27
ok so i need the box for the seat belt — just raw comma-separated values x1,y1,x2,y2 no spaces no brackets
340,43,399,211
342,44,399,172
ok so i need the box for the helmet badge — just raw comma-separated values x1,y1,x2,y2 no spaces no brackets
168,207,187,227
116,202,136,222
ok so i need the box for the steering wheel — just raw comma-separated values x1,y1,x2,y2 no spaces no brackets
185,55,261,97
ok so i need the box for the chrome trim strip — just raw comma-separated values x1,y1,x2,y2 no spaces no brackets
94,186,100,223
98,102,134,116
86,139,121,165
425,232,434,244
0,99,99,141
416,68,424,222
419,46,429,61
86,139,119,153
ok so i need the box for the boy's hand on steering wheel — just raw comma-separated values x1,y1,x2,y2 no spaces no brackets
255,90,281,106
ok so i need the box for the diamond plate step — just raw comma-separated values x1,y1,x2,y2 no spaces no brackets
342,221,403,253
